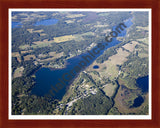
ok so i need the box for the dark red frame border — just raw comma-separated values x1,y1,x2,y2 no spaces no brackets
0,0,160,128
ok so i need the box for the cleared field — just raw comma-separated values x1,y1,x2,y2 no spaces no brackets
122,41,138,52
19,45,30,49
38,52,63,62
15,13,47,22
134,38,148,58
65,19,75,24
102,83,118,97
40,33,47,36
38,54,48,58
136,26,148,31
12,52,20,57
19,32,95,49
48,52,56,56
87,47,130,80
27,29,44,33
53,35,75,43
137,37,149,45
66,14,85,18
24,55,36,61
108,48,130,65
138,52,148,58
12,52,21,63
13,66,24,78
33,39,54,45
94,24,108,28
27,29,34,33
21,50,33,54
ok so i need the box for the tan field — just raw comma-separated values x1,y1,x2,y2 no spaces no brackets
66,14,85,18
12,52,21,63
136,26,148,31
40,33,47,36
65,19,75,24
137,37,149,45
48,52,56,56
122,41,138,52
27,29,44,33
94,24,108,28
24,55,36,61
87,47,130,80
19,45,30,49
108,48,130,65
21,50,33,54
12,52,20,57
53,35,75,43
13,66,24,78
103,83,118,97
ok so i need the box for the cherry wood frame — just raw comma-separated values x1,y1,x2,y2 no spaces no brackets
0,0,160,128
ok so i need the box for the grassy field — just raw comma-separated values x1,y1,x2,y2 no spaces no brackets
136,26,148,31
53,35,75,43
37,52,63,62
13,66,24,78
19,32,96,50
12,13,47,22
24,55,36,61
65,19,75,24
102,83,118,97
122,41,138,52
66,14,85,18
86,47,130,80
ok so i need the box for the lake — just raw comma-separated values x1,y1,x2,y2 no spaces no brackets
136,75,149,93
131,95,144,108
130,75,149,108
31,18,133,100
93,65,99,69
12,19,58,28
34,19,58,26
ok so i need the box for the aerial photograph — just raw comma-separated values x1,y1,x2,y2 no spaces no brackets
10,9,150,117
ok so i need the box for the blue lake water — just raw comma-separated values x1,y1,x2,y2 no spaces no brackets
93,65,99,69
132,96,144,108
34,19,58,26
130,75,149,108
31,18,133,100
12,22,22,28
136,75,149,93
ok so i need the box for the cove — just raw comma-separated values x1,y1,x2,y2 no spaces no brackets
31,18,133,100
